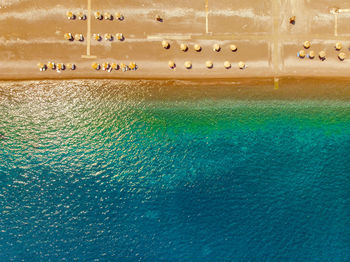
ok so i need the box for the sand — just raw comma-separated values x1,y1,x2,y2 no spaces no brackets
1,0,350,81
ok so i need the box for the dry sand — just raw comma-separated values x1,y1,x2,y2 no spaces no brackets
1,0,350,81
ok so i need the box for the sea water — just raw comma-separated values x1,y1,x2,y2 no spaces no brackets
0,80,349,261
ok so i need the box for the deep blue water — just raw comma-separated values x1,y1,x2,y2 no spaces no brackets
0,81,349,261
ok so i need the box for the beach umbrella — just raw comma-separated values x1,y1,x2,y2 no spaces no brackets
213,44,221,52
206,61,213,69
180,43,188,52
78,12,86,20
303,41,311,49
115,13,124,21
230,44,237,52
93,34,102,41
298,50,306,58
185,61,192,69
105,12,113,20
224,61,231,69
238,61,246,69
91,62,100,70
308,50,315,59
95,12,103,20
335,42,342,51
56,63,65,71
168,60,176,69
67,63,76,70
102,63,110,71
116,33,124,41
156,14,163,22
194,44,201,52
47,62,56,70
162,40,170,49
37,63,47,71
111,63,119,70
290,16,296,25
66,11,75,20
338,52,346,61
120,63,129,72
129,62,137,70
105,33,113,41
64,33,74,41
319,51,326,60
75,34,84,41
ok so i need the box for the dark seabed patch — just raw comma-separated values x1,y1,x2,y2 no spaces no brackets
0,80,349,261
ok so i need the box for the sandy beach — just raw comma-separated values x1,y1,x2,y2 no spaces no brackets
1,0,350,81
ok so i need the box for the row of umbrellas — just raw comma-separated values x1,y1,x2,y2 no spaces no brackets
91,62,137,72
298,41,347,61
168,61,246,70
37,62,76,72
66,11,124,21
64,33,124,42
162,41,238,52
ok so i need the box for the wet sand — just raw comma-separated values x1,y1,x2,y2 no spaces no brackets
1,0,350,81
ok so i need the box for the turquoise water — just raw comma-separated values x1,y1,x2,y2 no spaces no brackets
0,80,349,261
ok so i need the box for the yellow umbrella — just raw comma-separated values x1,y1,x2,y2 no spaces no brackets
64,33,74,41
105,12,113,20
308,50,315,59
180,43,188,52
224,61,231,69
206,61,213,69
116,33,124,41
105,33,113,41
93,34,102,41
338,52,346,61
37,63,47,71
95,12,103,20
335,42,342,51
162,40,170,49
194,44,201,52
319,51,326,60
91,62,100,70
303,41,311,49
75,34,84,42
230,44,237,52
298,50,306,58
47,62,56,70
129,62,137,70
213,44,221,52
111,63,119,70
168,61,176,69
102,63,110,71
238,61,246,69
185,61,192,69
115,13,124,21
66,11,75,20
78,12,86,20
120,63,129,72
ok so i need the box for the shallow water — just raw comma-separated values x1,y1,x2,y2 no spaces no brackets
0,80,349,261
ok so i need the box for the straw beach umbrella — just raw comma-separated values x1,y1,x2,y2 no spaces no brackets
194,44,201,52
185,61,192,69
303,41,311,49
213,44,221,52
335,42,342,51
238,61,246,69
180,43,188,52
64,33,74,41
338,52,346,61
168,60,176,69
66,11,75,20
95,12,103,20
105,33,113,41
230,44,237,52
298,50,306,58
78,12,87,20
319,51,326,61
75,34,84,42
224,61,231,69
162,40,170,49
206,61,213,69
308,50,315,59
91,62,100,70
104,12,113,20
115,13,124,21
